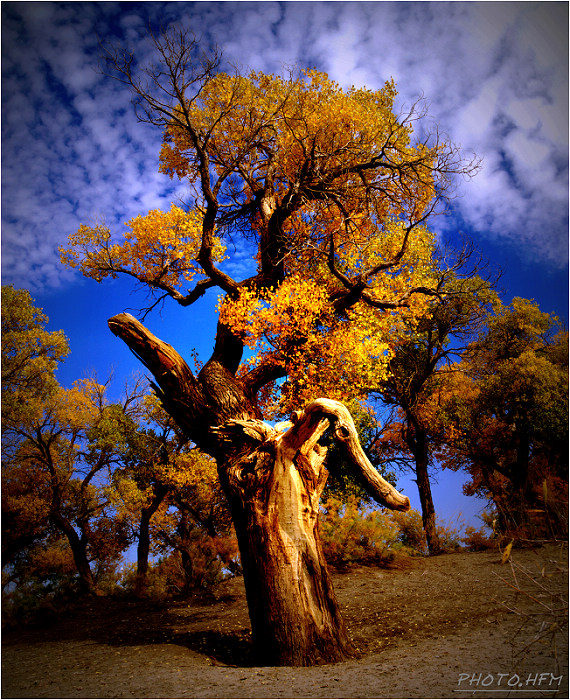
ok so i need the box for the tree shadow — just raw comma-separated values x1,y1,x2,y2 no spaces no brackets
107,625,255,666
3,594,257,667
179,629,255,666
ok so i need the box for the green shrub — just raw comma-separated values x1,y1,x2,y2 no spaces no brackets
390,509,428,554
319,495,409,569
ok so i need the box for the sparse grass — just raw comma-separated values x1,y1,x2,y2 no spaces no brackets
493,541,568,673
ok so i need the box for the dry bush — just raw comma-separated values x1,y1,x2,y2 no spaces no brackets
319,498,468,566
119,533,240,598
462,524,497,551
390,509,428,554
490,477,569,546
391,509,466,555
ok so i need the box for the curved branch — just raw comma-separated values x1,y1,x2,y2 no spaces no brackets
108,314,194,384
283,399,410,511
243,357,288,396
107,313,263,458
210,319,245,375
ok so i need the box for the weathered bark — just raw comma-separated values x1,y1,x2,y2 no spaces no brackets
108,314,410,665
108,314,258,456
212,399,409,665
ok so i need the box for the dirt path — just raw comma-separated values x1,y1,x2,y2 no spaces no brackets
2,545,568,699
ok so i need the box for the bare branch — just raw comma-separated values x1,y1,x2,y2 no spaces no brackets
107,312,204,429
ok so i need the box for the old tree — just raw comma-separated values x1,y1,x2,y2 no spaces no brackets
60,30,477,665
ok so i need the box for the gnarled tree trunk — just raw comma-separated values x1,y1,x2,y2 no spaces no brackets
214,411,349,665
214,400,409,665
108,313,409,666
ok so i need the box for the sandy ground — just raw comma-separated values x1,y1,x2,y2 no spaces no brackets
2,544,568,699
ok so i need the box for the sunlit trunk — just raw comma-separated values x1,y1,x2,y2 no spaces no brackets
216,413,349,665
214,399,410,665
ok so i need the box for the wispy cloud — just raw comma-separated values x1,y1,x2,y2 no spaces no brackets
2,2,567,293
1,2,186,291
283,2,568,265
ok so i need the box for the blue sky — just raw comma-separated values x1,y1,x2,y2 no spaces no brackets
2,1,568,526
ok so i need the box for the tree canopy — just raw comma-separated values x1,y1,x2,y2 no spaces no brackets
56,29,486,665
60,30,478,420
369,263,498,552
1,285,69,437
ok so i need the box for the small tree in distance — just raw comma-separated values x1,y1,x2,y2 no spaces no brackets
110,392,237,596
435,298,568,539
2,287,132,595
371,252,498,554
60,28,479,666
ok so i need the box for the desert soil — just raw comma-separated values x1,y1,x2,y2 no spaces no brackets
2,543,568,699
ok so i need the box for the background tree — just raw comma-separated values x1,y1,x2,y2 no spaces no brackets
149,449,239,593
2,288,136,594
371,253,497,553
1,287,234,602
1,285,69,447
60,28,477,666
2,285,70,572
109,391,179,596
436,298,568,538
110,392,237,596
2,377,135,595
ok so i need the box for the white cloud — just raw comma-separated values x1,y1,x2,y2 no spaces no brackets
1,3,191,291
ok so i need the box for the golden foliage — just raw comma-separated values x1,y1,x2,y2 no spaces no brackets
159,69,427,212
61,63,451,413
60,204,225,290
